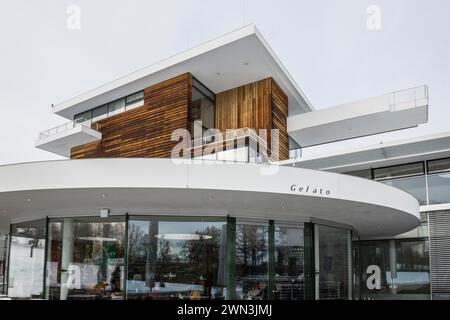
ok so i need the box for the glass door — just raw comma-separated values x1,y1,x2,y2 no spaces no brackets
314,225,352,300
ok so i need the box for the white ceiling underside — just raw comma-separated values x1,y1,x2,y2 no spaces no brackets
52,24,313,120
282,131,450,172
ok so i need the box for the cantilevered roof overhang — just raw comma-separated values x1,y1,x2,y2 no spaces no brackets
288,86,429,147
52,24,313,120
0,159,419,238
280,131,450,173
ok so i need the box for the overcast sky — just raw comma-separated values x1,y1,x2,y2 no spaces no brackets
0,0,449,165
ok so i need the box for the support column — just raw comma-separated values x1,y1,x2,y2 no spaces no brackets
303,223,315,300
60,218,74,300
268,220,275,300
226,216,236,300
389,240,397,294
347,230,353,300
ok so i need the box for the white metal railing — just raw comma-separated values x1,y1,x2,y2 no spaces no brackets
390,85,428,109
38,120,99,140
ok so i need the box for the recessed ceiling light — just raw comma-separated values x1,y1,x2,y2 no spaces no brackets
26,198,32,203
281,205,286,210
101,193,107,198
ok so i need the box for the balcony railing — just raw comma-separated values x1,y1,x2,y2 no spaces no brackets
390,85,428,109
38,120,99,140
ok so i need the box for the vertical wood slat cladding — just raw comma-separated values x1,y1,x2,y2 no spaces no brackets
70,73,191,159
215,78,272,133
271,79,289,161
215,78,289,161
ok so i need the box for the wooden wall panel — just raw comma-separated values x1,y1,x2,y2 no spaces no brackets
71,73,191,159
215,78,289,161
215,78,272,133
271,79,289,161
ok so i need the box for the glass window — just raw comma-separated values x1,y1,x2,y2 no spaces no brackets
288,137,302,160
92,104,108,122
191,78,215,136
355,239,430,300
380,176,427,205
45,217,126,300
125,91,144,110
427,158,450,174
8,219,46,299
316,225,350,300
126,216,227,300
274,226,304,300
374,162,424,180
108,98,126,116
427,172,450,205
74,110,92,125
235,224,269,300
344,169,373,179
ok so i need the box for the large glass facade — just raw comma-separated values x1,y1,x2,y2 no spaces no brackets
8,219,46,299
355,238,430,300
5,216,357,300
126,216,227,300
45,217,126,300
235,223,269,300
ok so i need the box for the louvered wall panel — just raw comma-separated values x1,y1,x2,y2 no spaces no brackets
428,210,450,296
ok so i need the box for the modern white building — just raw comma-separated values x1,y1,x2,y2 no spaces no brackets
0,25,447,300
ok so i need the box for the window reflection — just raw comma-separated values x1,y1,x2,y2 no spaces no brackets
356,239,430,300
274,227,304,300
126,217,227,300
45,217,126,300
8,219,46,299
316,225,350,300
235,224,269,300
428,173,450,205
191,78,215,136
380,176,427,206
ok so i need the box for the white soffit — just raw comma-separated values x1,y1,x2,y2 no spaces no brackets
52,24,313,119
281,131,450,172
288,86,429,147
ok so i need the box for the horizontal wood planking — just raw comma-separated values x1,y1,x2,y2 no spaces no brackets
71,73,192,159
215,78,289,161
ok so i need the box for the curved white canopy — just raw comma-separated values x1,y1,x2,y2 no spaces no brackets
0,159,419,237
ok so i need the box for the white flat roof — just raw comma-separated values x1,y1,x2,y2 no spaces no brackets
53,24,313,120
281,131,450,172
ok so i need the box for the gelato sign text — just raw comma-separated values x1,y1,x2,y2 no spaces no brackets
290,184,332,196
